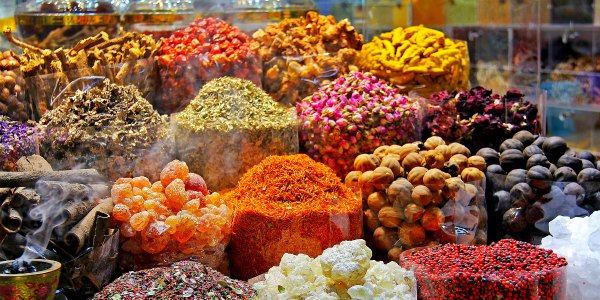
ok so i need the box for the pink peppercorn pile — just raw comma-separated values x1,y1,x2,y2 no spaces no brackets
400,239,567,300
155,18,261,114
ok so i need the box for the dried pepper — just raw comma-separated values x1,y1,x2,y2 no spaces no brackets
359,25,469,95
155,18,261,114
224,154,363,280
251,11,363,105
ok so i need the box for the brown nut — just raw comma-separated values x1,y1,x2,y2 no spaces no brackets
424,136,446,150
368,191,389,212
397,222,427,248
449,154,469,173
421,207,445,232
381,156,403,178
407,166,428,186
443,177,466,201
404,203,425,223
371,166,395,188
374,145,390,159
364,209,381,232
378,206,404,228
344,170,362,191
373,226,398,251
358,171,375,198
402,152,425,173
354,154,381,172
423,169,448,191
449,142,471,157
385,144,403,156
397,143,420,161
411,185,433,206
461,167,485,183
387,179,413,207
467,155,487,172
435,144,452,161
424,150,445,169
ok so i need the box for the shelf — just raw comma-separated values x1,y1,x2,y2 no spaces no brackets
547,102,600,113
444,24,600,31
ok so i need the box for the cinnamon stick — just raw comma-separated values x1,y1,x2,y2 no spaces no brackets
65,199,113,253
36,181,96,201
60,200,97,227
0,202,22,233
0,169,104,187
12,187,40,207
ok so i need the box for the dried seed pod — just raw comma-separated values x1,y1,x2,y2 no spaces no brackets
378,206,403,228
513,130,535,146
354,154,381,172
448,142,471,157
404,203,425,223
467,155,487,172
476,147,499,166
421,206,444,232
435,144,452,161
509,182,534,208
397,222,427,248
344,170,362,190
526,154,551,169
523,145,544,160
449,154,468,173
387,246,403,262
442,161,460,177
500,149,526,172
499,138,524,152
397,143,420,161
443,177,465,201
380,156,403,178
424,136,445,150
461,167,485,183
387,178,413,207
423,169,448,191
368,191,389,213
364,209,381,232
408,167,428,186
412,185,433,206
424,150,445,169
402,152,426,173
374,145,390,159
526,166,553,192
373,226,398,251
371,166,395,186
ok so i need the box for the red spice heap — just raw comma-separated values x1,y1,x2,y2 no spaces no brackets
401,239,568,300
225,154,363,280
155,18,261,113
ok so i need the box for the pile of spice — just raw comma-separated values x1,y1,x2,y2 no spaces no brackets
173,77,298,192
0,51,27,121
400,239,568,299
155,18,260,114
250,12,363,105
297,71,421,177
253,239,417,299
37,80,174,181
485,132,593,243
0,115,37,171
93,260,256,299
345,136,487,262
112,160,232,271
541,212,600,299
4,29,160,118
358,25,469,94
224,154,363,280
422,87,539,152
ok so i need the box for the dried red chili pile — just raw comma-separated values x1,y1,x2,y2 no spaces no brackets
155,18,261,114
93,260,256,299
401,239,567,300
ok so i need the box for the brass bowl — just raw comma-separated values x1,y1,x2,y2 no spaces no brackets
0,259,61,300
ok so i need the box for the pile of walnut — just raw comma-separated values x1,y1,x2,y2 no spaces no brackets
3,28,160,118
0,51,27,121
251,12,363,105
344,137,488,261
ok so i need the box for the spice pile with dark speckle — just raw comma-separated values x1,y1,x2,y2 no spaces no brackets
93,261,256,299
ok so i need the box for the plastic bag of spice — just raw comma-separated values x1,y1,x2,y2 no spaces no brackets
37,79,174,182
344,137,489,262
25,58,157,120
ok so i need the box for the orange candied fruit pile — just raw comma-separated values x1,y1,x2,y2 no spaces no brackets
111,160,232,255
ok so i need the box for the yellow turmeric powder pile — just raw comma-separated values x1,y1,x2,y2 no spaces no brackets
359,25,469,94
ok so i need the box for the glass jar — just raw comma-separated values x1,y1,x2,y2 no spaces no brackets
218,0,318,34
123,0,196,39
14,0,121,49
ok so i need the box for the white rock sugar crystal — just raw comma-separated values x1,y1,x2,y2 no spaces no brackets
540,211,600,300
253,239,417,299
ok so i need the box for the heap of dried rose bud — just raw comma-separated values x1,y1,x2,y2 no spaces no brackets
297,71,421,177
422,87,538,151
0,115,37,171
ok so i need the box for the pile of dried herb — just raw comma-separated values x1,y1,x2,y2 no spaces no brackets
0,115,37,171
173,77,298,191
93,260,256,299
38,80,174,181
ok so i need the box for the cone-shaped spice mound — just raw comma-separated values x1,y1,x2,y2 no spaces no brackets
225,154,363,280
